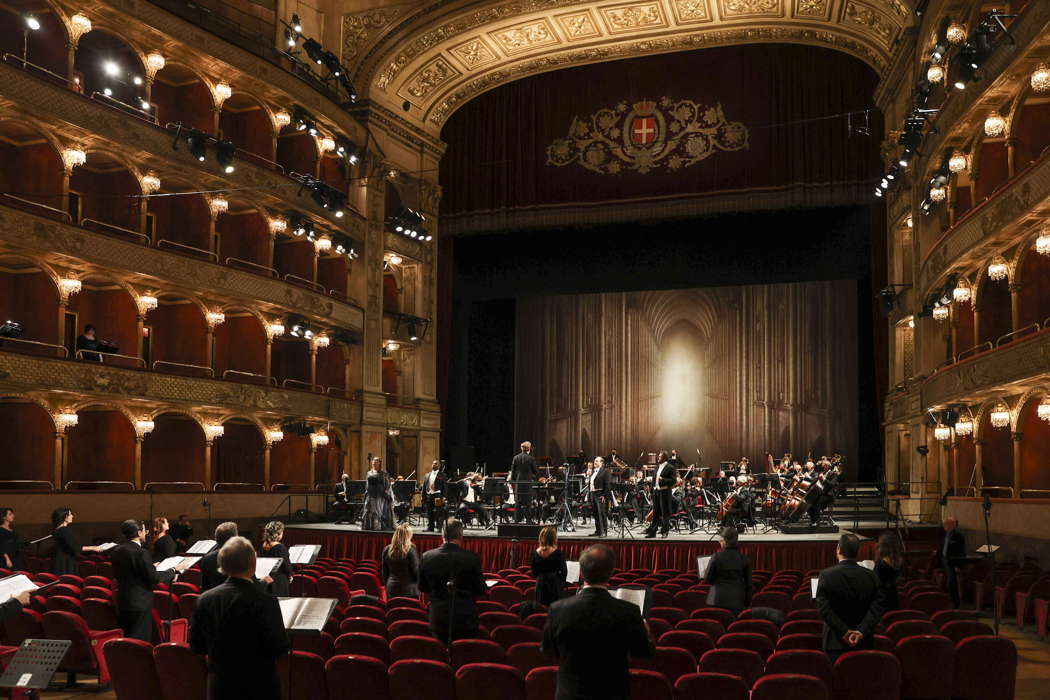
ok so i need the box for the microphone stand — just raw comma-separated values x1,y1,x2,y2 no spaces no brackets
982,495,998,636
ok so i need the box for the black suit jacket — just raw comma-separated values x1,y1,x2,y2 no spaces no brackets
111,541,176,613
589,467,611,494
511,452,538,491
418,543,486,640
542,587,655,700
704,547,752,612
815,560,884,653
190,577,288,700
200,550,225,592
941,529,966,567
655,462,676,489
423,470,448,495
153,534,177,560
0,598,22,624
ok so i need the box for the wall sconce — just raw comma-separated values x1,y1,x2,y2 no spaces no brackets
945,21,966,44
385,340,400,352
69,14,92,46
137,295,158,313
141,172,161,193
206,311,226,327
320,137,336,152
934,424,951,441
135,419,155,438
268,217,288,235
315,237,332,253
59,276,82,301
952,278,971,303
313,334,330,348
948,151,968,173
989,401,1010,429
932,304,949,321
267,430,284,444
55,411,79,431
1038,397,1050,423
1036,224,1050,257
61,148,86,174
387,428,400,437
206,423,225,440
213,81,232,107
273,110,291,129
208,196,229,217
987,256,1009,282
266,322,285,340
984,111,1006,137
310,432,329,448
1033,64,1050,94
145,52,166,80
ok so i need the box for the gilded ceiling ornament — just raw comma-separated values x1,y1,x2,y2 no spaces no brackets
403,57,460,99
450,38,499,69
492,20,560,54
672,0,711,22
546,97,749,175
557,11,602,39
342,6,409,62
843,1,894,42
602,4,665,32
721,0,779,16
795,0,828,17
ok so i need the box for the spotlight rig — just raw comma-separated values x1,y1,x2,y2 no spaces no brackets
385,208,432,242
170,123,237,173
292,174,347,219
280,18,357,106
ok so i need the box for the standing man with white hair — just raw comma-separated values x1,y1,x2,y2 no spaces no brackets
511,441,538,523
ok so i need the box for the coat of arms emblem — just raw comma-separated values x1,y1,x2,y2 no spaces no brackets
547,97,748,175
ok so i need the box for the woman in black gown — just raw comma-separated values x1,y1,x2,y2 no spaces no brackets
151,517,177,560
381,523,420,598
363,457,394,531
874,531,903,611
0,507,21,571
531,526,567,607
261,521,294,596
51,508,103,575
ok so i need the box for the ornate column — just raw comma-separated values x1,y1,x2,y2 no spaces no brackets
974,439,984,490
1006,137,1018,179
1012,431,1022,495
1009,282,1022,334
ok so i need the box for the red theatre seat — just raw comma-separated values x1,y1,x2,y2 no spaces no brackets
389,635,447,664
752,673,828,700
292,630,336,660
451,639,507,669
658,630,714,661
951,636,1016,700
389,659,456,700
885,620,937,644
340,616,387,637
881,610,928,627
940,620,994,645
895,634,953,700
153,642,207,700
507,642,550,676
334,631,389,664
691,608,736,628
326,654,390,700
277,650,328,699
524,666,558,700
388,607,428,624
675,618,725,639
389,619,432,639
780,620,823,637
456,662,525,700
103,638,164,700
832,650,901,700
41,610,121,685
727,619,779,643
3,608,43,646
698,648,765,688
674,672,748,700
492,624,543,650
775,634,823,651
717,632,774,659
628,668,673,700
764,649,833,690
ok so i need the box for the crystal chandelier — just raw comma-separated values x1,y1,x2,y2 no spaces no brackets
954,416,973,437
208,196,229,217
206,311,225,327
1039,397,1050,424
273,111,292,129
1037,230,1050,257
948,151,968,173
267,430,284,444
137,294,158,312
310,432,330,448
988,256,1008,282
932,305,949,321
927,64,945,84
141,172,161,193
989,402,1010,429
146,53,166,80
55,412,79,431
206,424,225,440
314,334,330,348
1032,64,1050,94
984,112,1006,137
69,14,92,45
59,276,82,300
61,148,86,174
135,419,155,438
929,185,947,202
934,425,952,441
946,22,966,44
953,278,971,303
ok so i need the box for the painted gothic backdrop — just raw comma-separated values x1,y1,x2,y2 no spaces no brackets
515,280,859,475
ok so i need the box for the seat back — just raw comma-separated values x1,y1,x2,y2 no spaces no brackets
524,666,558,700
940,620,994,645
717,632,774,659
450,639,507,669
690,607,735,628
103,638,163,700
675,618,725,639
752,673,828,700
832,650,901,700
780,620,823,636
491,624,543,650
81,598,119,631
389,659,456,700
389,619,432,639
41,611,98,674
389,635,447,664
727,619,779,643
884,619,937,643
45,595,81,614
507,642,549,676
334,632,390,664
455,662,525,700
881,609,928,627
2,608,43,646
631,646,695,684
388,607,428,624
340,616,387,637
952,636,1016,700
673,672,748,700
764,649,833,689
698,648,765,688
930,609,977,629
774,633,823,651
895,634,953,700
627,668,673,700
347,604,387,622
657,630,714,661
326,654,390,700
276,650,328,699
292,631,336,660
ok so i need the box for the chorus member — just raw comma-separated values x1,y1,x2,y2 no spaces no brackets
418,518,485,642
260,521,293,597
190,537,288,700
941,517,966,608
363,457,394,530
542,544,654,700
200,521,239,592
0,589,31,623
112,519,182,642
815,533,884,662
382,523,420,598
874,531,903,612
0,507,21,570
50,508,103,575
588,456,611,537
422,460,447,532
532,526,567,607
171,514,193,549
151,517,177,560
645,451,675,538
510,441,538,523
703,527,752,616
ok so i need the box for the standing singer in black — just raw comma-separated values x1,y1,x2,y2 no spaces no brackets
422,460,447,532
510,441,538,523
588,457,611,537
111,519,183,642
645,451,676,538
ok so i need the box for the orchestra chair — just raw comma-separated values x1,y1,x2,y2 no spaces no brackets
895,634,953,700
697,648,765,688
629,668,673,700
292,630,335,660
753,673,828,700
1035,596,1050,638
881,610,928,627
81,598,120,632
103,638,163,700
451,639,507,669
346,604,387,621
326,654,390,700
674,671,748,700
993,573,1040,624
491,624,543,650
675,618,724,639
389,659,456,700
524,666,558,700
334,632,390,664
939,620,994,646
479,611,518,630
176,592,199,621
151,610,188,645
390,635,447,664
457,662,525,700
152,590,177,619
658,630,714,662
929,610,977,629
831,650,901,700
650,607,687,626
885,620,938,644
763,650,833,690
276,650,328,700
631,646,696,684
717,632,774,660
951,636,1016,700
169,581,199,598
44,595,82,615
387,606,428,624
523,613,548,630
507,642,550,676
41,610,121,687
690,607,736,628
339,616,387,637
727,619,779,643
388,619,432,639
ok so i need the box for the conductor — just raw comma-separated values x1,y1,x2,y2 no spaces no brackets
510,441,538,523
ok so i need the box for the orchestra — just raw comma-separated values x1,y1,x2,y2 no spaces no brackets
327,444,846,536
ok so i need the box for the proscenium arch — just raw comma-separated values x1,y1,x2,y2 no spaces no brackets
347,0,909,131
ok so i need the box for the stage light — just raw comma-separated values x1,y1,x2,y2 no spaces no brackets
953,278,971,303
103,88,112,96
338,73,357,102
946,21,966,44
285,29,296,47
140,99,151,110
321,50,341,76
988,255,1008,281
948,150,968,173
302,38,324,65
132,76,142,86
954,49,978,90
103,60,120,77
0,320,24,338
291,14,302,33
292,106,317,135
408,321,419,342
215,139,236,173
989,402,1010,429
1033,64,1050,93
874,186,884,198
984,111,1006,137
186,129,208,161
24,14,40,30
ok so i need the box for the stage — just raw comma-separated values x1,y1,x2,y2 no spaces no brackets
283,522,874,572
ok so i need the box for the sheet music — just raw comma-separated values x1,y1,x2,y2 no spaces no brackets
696,556,712,579
186,540,217,555
288,544,321,565
0,574,39,602
155,556,201,572
611,587,647,615
810,578,819,597
485,579,501,588
255,557,282,580
977,545,1000,553
859,560,875,570
565,561,580,584
96,542,118,552
278,597,337,631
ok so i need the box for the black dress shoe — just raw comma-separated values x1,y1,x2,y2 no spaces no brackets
644,532,656,539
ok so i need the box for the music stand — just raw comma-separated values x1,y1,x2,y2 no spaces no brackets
558,476,581,533
0,639,72,698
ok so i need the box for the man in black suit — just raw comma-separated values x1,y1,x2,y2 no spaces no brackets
703,527,752,615
941,517,966,608
418,518,486,642
542,544,654,700
330,473,353,523
422,460,448,531
645,451,676,538
815,533,884,662
200,521,240,592
110,519,182,642
190,536,288,700
511,441,538,523
588,457,611,537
